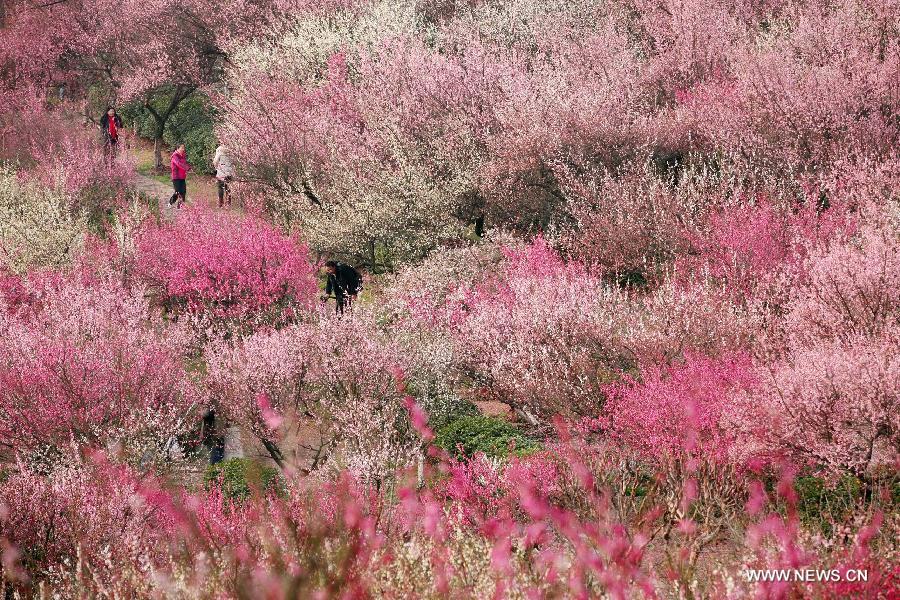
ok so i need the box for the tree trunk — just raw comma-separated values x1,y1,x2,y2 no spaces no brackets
368,239,377,274
154,136,163,172
145,85,195,172
151,114,168,171
261,439,286,470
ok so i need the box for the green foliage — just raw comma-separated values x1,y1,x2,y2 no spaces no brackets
204,458,282,500
118,98,159,139
434,414,538,460
120,90,218,174
794,475,863,534
402,375,480,437
423,397,479,434
163,94,217,174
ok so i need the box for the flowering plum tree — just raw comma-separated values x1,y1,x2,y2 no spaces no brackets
134,205,317,341
747,213,900,476
0,168,87,274
682,0,900,174
436,238,629,422
0,459,162,591
603,353,758,465
206,314,418,480
0,277,195,463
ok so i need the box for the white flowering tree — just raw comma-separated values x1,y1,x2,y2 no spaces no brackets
0,168,86,274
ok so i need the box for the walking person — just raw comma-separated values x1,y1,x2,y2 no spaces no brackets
99,107,122,155
321,260,363,314
169,143,191,208
213,143,234,208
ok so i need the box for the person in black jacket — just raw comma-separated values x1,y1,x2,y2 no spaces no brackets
322,260,362,314
200,408,226,465
99,107,123,151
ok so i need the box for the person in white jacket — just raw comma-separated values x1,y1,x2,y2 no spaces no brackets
213,144,234,207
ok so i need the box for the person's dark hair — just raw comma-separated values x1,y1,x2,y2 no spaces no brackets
324,260,338,269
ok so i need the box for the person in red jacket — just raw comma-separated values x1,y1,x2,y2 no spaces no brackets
99,107,122,151
169,143,192,208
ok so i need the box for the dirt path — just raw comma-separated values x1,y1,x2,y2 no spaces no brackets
125,138,221,215
134,172,180,218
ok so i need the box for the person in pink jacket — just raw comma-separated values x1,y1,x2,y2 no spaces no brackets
169,143,192,208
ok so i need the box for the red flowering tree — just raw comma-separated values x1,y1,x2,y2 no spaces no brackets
134,205,318,341
0,277,196,463
0,459,164,590
602,353,759,465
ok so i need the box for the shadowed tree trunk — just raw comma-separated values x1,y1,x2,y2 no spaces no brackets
474,211,485,238
261,438,286,469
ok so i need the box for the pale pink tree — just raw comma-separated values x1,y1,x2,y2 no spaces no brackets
681,0,900,173
206,313,419,480
745,213,900,476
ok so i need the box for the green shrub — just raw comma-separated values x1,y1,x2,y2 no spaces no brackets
419,396,479,434
434,415,538,460
204,458,281,500
795,475,862,534
119,90,218,174
163,94,217,174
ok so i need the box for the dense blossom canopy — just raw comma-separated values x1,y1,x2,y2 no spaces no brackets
0,0,898,597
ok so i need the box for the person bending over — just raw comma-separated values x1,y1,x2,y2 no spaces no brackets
322,260,362,314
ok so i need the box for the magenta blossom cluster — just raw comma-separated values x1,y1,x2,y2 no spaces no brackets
135,205,317,339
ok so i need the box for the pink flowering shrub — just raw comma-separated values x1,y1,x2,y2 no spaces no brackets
627,279,752,366
602,353,759,465
389,238,752,422
0,458,165,595
436,238,630,421
783,216,900,346
135,205,317,341
754,335,900,477
0,276,195,462
744,213,900,477
436,451,563,528
206,314,418,480
679,193,855,303
556,160,702,283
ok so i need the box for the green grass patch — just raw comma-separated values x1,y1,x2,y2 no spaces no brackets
204,458,282,501
434,414,539,460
